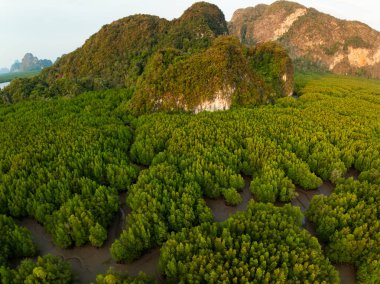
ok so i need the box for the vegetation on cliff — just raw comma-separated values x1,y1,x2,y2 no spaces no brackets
229,0,380,78
249,41,294,97
0,2,229,103
1,2,293,112
130,37,293,114
130,36,293,114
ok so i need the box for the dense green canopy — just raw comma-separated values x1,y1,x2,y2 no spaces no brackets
0,90,138,248
0,215,36,266
0,68,379,283
160,201,339,283
0,255,74,284
112,74,380,284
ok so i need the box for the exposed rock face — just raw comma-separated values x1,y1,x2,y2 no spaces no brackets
272,8,307,40
347,47,379,67
129,37,294,115
229,1,380,78
194,88,233,114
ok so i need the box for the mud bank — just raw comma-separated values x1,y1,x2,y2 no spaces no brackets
17,192,161,284
205,177,252,222
206,171,358,284
17,169,359,283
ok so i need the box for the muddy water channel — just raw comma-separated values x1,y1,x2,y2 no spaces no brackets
17,171,359,283
17,192,162,284
205,177,252,222
206,172,358,284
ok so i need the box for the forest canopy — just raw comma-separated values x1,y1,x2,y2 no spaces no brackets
111,74,380,284
0,89,138,249
0,71,379,283
159,201,339,283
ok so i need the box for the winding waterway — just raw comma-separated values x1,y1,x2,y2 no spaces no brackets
17,192,162,284
205,177,252,221
206,170,358,284
17,170,359,283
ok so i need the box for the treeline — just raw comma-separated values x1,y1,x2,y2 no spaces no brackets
0,70,40,84
0,89,138,249
159,201,339,283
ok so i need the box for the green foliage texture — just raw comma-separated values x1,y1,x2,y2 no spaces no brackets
0,255,74,284
159,201,339,283
112,74,380,281
0,89,138,248
0,215,36,266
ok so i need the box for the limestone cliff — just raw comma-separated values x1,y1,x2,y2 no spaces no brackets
229,1,380,78
129,37,294,115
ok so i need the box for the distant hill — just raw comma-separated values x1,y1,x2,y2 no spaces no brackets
229,1,380,78
10,53,52,73
1,1,293,113
0,68,9,74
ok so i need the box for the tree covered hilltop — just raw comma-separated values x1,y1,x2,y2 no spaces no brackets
1,2,293,113
10,53,52,73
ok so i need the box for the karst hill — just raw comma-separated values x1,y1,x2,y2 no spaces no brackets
1,2,293,114
229,0,380,78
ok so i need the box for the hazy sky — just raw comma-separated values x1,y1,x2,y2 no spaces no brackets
1,0,379,68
